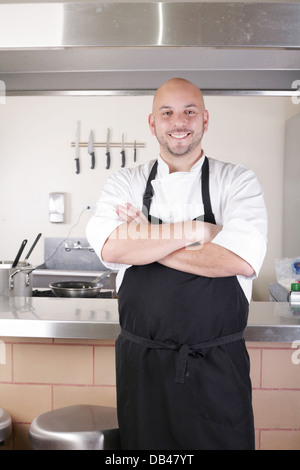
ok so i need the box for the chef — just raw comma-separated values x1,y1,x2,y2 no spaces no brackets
86,78,268,450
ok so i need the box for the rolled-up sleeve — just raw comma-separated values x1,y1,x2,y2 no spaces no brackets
211,165,268,278
86,170,134,270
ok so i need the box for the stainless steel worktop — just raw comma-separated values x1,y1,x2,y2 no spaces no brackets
0,297,299,342
0,296,120,340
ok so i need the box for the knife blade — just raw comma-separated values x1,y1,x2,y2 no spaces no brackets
105,128,111,170
121,133,125,168
88,130,95,169
74,121,80,174
133,140,137,162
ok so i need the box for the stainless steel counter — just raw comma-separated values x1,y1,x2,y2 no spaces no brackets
0,297,299,342
0,296,120,340
245,301,300,342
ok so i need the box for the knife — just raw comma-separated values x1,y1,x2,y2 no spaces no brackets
88,130,95,169
121,133,125,168
75,121,80,174
133,140,137,162
105,128,111,170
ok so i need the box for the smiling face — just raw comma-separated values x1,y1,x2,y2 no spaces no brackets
149,78,209,170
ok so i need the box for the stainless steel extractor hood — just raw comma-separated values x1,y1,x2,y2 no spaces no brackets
1,2,300,95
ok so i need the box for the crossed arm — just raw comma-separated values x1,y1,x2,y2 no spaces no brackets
101,203,254,278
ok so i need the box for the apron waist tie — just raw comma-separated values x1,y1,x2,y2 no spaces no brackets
120,328,244,384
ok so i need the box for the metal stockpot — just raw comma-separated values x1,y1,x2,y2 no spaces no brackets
0,261,34,297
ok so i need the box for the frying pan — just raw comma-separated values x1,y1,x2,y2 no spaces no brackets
49,271,112,298
49,281,103,298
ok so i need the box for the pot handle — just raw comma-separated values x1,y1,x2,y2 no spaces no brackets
9,269,21,289
9,266,36,289
93,269,113,284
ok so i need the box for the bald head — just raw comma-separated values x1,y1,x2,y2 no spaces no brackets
152,78,206,114
149,78,209,169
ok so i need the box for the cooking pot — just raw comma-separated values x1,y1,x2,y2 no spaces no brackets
0,261,34,297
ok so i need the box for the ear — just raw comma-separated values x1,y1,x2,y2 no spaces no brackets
203,110,209,133
148,113,156,136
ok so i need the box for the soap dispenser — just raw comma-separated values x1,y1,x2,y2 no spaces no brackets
49,192,65,223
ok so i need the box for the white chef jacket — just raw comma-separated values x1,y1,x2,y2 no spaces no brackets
86,154,268,302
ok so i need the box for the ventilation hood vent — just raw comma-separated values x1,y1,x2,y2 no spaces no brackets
1,2,300,95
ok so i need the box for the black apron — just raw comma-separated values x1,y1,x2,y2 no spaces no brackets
116,157,254,450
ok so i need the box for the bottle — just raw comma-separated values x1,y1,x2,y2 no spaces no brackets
289,282,300,304
289,282,300,316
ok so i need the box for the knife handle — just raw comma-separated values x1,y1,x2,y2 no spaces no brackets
91,152,95,169
75,158,80,174
12,239,28,268
106,151,110,170
134,148,137,162
121,150,125,168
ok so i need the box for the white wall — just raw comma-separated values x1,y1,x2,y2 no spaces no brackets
0,94,157,262
0,94,295,300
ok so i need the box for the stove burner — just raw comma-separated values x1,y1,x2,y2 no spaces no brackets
32,289,114,298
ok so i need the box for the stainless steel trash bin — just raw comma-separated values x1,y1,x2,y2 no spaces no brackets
29,404,120,450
